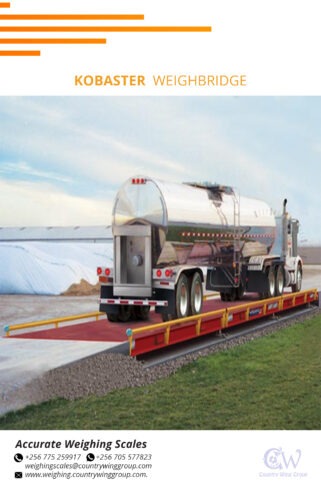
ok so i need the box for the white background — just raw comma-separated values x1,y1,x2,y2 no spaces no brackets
0,1,320,491
0,0,320,95
0,430,320,491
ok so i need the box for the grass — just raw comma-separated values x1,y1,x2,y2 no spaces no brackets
0,314,320,430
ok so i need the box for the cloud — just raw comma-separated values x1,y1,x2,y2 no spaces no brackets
0,98,189,188
0,161,73,184
0,96,320,243
0,179,113,227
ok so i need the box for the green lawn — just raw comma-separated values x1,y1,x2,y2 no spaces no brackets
1,314,320,430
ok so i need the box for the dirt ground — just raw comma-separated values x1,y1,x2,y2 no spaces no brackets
0,294,100,327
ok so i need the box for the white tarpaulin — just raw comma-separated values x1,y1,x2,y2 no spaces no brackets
0,242,113,295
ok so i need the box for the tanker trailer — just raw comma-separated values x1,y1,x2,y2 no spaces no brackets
97,177,302,322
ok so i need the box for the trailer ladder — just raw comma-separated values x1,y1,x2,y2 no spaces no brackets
213,199,228,226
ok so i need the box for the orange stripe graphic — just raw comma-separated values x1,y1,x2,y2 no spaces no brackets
0,26,212,33
0,38,107,44
0,14,144,20
0,8,212,58
0,50,40,56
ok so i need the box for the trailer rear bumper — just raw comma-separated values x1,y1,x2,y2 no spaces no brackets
100,298,168,307
99,284,175,317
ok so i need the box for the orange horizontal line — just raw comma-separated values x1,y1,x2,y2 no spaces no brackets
0,14,144,20
0,38,107,44
0,50,40,56
0,26,212,33
0,2,11,7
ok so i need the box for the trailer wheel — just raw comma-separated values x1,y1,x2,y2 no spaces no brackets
176,273,190,318
134,306,150,320
107,313,118,323
275,265,284,296
220,290,237,302
292,264,302,292
236,283,244,300
118,305,132,322
190,272,203,315
220,292,228,301
226,289,237,302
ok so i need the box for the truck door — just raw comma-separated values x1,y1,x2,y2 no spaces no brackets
113,224,152,297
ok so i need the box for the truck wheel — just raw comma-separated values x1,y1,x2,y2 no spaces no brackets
292,264,302,292
190,272,203,315
266,267,276,297
176,273,190,318
275,265,284,296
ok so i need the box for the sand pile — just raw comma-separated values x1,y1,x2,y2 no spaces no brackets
62,279,100,296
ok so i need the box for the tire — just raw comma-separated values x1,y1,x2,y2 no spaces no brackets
236,283,244,300
226,289,237,302
292,264,302,292
134,306,150,321
220,292,228,301
190,272,203,315
107,313,118,323
259,292,268,300
220,290,237,302
176,273,190,318
275,265,284,296
118,305,132,322
266,267,276,298
161,312,175,322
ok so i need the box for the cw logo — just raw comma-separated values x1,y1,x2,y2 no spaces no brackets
263,447,302,470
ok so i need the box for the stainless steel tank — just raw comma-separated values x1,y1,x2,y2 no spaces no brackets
112,177,276,271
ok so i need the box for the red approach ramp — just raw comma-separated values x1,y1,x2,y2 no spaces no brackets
7,310,163,342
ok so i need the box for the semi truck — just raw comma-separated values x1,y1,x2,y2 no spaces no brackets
97,177,302,322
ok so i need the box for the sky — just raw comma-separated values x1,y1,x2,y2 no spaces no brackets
0,96,320,245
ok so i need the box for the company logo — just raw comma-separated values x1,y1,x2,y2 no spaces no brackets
264,447,301,470
249,307,262,317
267,302,278,311
259,447,307,479
0,1,212,58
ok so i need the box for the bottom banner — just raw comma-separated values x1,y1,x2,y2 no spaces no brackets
0,430,319,491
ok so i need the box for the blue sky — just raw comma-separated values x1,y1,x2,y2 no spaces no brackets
0,96,320,244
